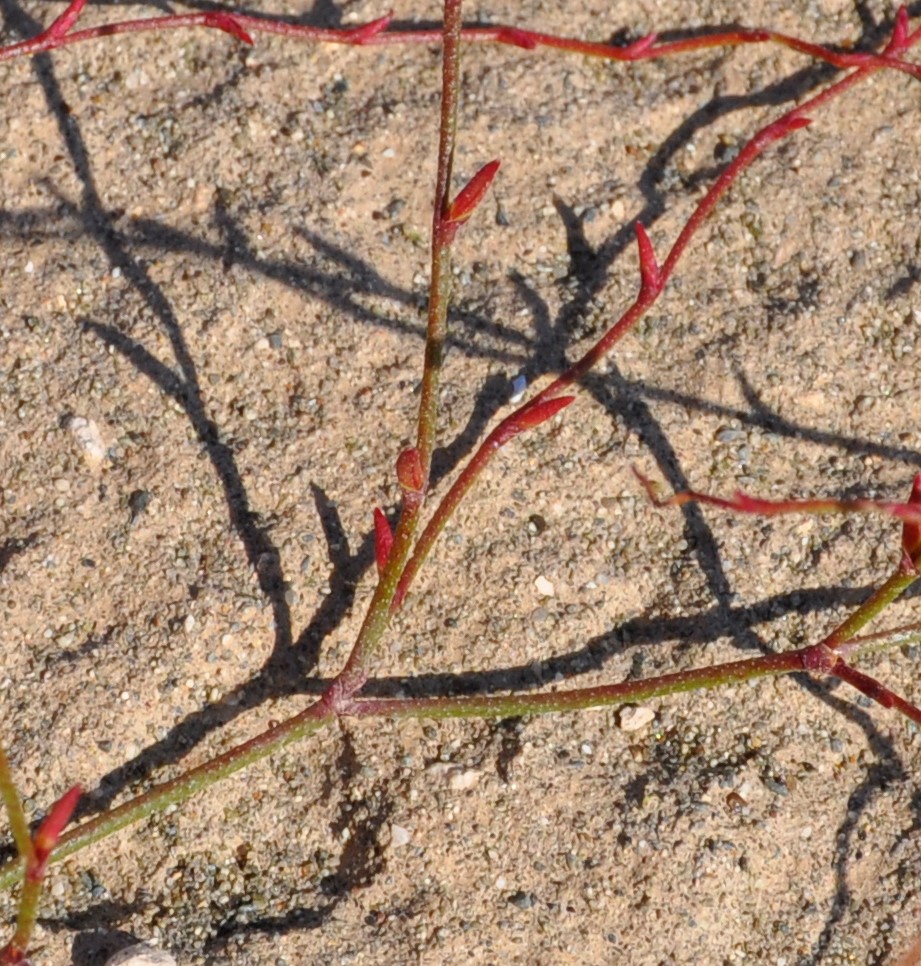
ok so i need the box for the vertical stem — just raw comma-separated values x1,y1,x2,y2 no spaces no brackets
0,746,35,962
416,0,462,478
334,0,465,689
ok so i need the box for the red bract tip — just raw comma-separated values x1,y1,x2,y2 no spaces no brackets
29,784,80,880
496,395,575,445
621,32,657,59
887,7,909,53
446,160,501,227
783,116,812,134
373,508,393,576
514,395,575,431
347,14,392,44
496,27,539,50
634,222,660,296
396,447,424,494
204,13,254,45
633,468,665,504
900,473,921,569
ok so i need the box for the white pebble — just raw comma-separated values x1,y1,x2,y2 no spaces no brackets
447,768,481,791
67,416,107,468
426,762,481,791
390,823,412,848
534,575,555,597
617,705,656,732
105,944,177,966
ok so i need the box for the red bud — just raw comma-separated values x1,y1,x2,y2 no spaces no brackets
496,396,575,445
634,222,660,296
347,14,392,44
396,448,424,494
496,27,539,50
373,508,393,575
445,160,501,227
29,784,80,879
205,12,254,44
901,473,921,570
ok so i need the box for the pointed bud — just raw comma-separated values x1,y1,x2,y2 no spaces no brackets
901,473,921,570
446,161,501,228
496,27,539,50
205,12,254,44
347,14,392,44
373,508,393,576
496,396,575,445
621,32,657,59
888,6,909,52
634,222,660,296
396,447,424,494
29,785,80,880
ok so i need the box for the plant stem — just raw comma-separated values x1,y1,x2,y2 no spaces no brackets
0,750,31,865
334,0,464,690
0,589,917,893
824,568,920,649
0,704,333,892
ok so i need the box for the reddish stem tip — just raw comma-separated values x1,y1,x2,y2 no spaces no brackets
348,14,393,44
634,222,660,295
373,508,394,576
445,160,501,229
495,27,539,50
204,13,254,45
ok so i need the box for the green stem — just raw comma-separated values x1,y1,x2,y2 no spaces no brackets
0,745,36,961
0,749,31,864
351,650,805,720
0,703,333,892
824,568,920,649
1,601,917,893
334,0,464,689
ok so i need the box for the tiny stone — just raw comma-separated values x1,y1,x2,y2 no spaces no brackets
447,768,481,791
104,944,177,966
183,614,195,633
390,823,412,848
617,705,656,732
509,890,535,910
534,575,555,597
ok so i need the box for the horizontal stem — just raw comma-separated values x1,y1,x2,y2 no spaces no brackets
350,650,806,720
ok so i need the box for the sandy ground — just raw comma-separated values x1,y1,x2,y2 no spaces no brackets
2,0,921,963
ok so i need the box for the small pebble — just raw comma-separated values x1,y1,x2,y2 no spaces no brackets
508,890,535,910
390,823,412,848
67,416,107,467
617,705,656,732
447,768,481,791
534,575,555,597
104,944,177,966
426,762,481,790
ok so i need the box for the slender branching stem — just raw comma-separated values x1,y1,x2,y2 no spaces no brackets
1,3,920,924
330,0,464,692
